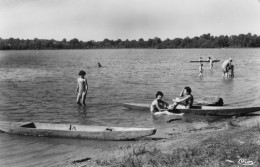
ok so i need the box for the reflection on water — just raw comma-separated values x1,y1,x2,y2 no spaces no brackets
77,105,87,118
0,49,260,166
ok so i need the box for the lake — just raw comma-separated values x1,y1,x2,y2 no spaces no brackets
0,49,260,166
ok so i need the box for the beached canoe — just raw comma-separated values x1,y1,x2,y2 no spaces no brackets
0,121,156,141
123,103,260,116
190,60,220,63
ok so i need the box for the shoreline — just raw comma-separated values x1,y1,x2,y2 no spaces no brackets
64,112,260,167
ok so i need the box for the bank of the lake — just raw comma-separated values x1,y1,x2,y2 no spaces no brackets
70,113,260,167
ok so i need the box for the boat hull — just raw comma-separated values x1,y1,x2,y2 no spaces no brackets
123,103,260,116
0,121,156,141
190,60,220,63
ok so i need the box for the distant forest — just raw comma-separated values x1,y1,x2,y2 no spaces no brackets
1,33,260,50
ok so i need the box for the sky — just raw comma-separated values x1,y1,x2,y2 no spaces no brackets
0,0,260,41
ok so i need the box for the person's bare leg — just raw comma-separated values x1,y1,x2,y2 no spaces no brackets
82,92,87,106
76,93,82,105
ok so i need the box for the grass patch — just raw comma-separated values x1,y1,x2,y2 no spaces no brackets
103,127,260,167
226,120,239,127
95,154,117,166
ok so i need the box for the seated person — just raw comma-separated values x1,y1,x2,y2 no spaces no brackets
150,91,177,116
171,86,194,110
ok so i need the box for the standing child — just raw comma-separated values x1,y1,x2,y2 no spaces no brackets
199,57,203,64
76,70,88,106
229,64,234,78
208,57,213,71
199,63,203,77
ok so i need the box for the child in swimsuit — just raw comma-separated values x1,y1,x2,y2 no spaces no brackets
76,70,88,106
208,57,213,71
199,63,203,77
150,91,175,115
199,57,203,63
229,64,234,78
150,91,168,113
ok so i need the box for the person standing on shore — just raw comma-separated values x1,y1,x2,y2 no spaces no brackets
222,58,232,78
76,70,88,106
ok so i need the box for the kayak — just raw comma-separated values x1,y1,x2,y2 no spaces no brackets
0,121,156,141
190,60,220,63
123,103,260,116
123,96,224,111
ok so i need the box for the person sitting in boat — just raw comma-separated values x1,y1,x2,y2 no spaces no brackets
150,91,175,115
171,86,194,110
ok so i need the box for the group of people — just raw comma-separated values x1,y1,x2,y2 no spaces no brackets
75,66,194,115
75,58,234,107
150,87,193,115
150,57,234,115
199,57,213,77
198,57,234,78
221,58,234,78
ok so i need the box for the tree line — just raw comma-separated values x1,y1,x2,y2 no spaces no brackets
0,33,260,50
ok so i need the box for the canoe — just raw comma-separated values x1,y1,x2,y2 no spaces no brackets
0,121,156,141
123,103,260,116
123,96,223,110
190,60,220,63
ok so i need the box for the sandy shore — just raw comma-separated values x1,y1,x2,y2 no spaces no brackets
64,112,260,167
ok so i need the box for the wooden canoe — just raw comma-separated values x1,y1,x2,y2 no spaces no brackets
190,60,220,63
0,121,156,141
123,103,260,116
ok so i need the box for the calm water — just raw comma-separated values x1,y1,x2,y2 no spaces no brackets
0,49,260,166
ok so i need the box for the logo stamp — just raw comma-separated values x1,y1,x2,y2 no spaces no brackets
238,158,255,166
